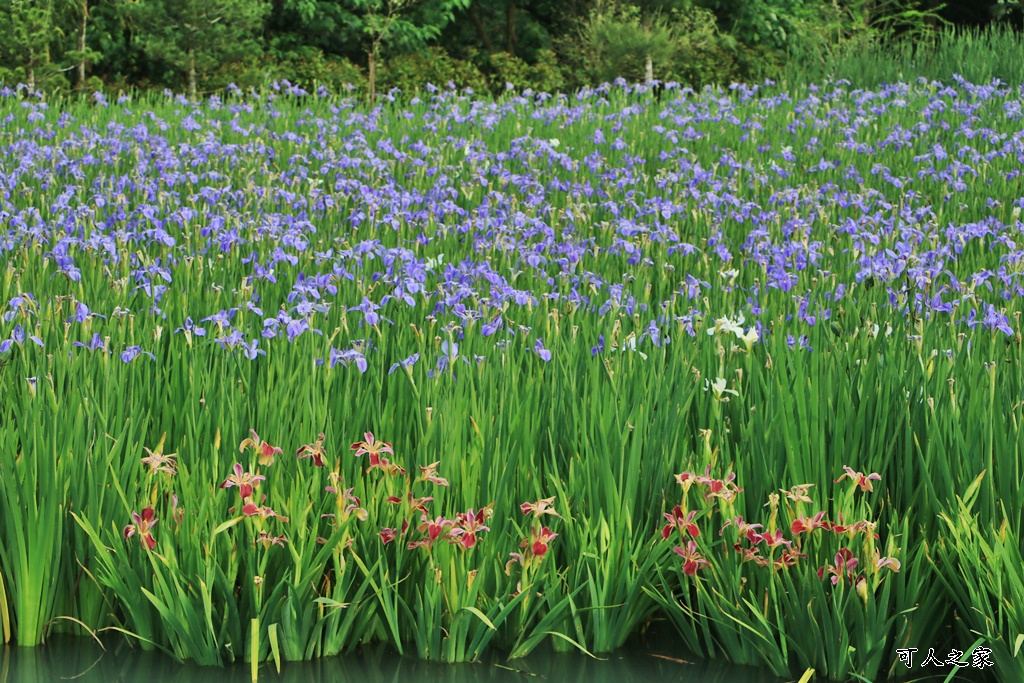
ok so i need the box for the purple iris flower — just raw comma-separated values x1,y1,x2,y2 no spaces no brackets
534,338,552,362
645,320,669,347
173,317,207,337
121,346,155,363
966,303,1015,336
481,316,503,337
215,329,245,349
201,309,238,328
69,302,106,323
239,338,266,360
431,339,469,377
329,347,368,373
4,293,36,322
286,318,324,343
73,333,107,353
347,296,380,327
52,253,82,282
786,334,813,352
0,324,44,353
293,299,328,317
389,352,420,374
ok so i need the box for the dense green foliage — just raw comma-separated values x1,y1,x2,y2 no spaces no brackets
0,0,1021,97
128,0,270,101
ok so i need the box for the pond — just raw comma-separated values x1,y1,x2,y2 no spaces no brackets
0,635,774,683
0,632,986,683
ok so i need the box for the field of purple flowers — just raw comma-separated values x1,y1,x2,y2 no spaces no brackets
1,78,1023,681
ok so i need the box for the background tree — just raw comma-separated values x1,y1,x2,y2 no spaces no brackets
450,0,579,61
55,0,107,91
0,0,61,91
129,0,269,99
577,1,676,84
339,0,470,100
270,0,358,60
2,0,1023,97
631,0,694,82
569,0,728,85
991,0,1024,22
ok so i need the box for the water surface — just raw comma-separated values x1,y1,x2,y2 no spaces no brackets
0,635,985,683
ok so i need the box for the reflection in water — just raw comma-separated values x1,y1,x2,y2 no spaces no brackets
1,635,784,683
0,635,984,683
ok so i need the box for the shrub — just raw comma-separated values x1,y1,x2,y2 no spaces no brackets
482,49,565,95
260,49,366,94
379,47,488,96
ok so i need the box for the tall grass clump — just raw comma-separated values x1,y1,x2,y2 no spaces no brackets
785,24,1024,89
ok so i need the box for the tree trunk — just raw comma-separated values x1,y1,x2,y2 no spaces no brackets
505,0,516,54
468,2,494,54
643,20,653,84
187,48,197,101
77,1,88,91
27,47,36,92
368,46,376,103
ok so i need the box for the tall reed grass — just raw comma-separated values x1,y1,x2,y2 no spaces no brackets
785,25,1024,89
